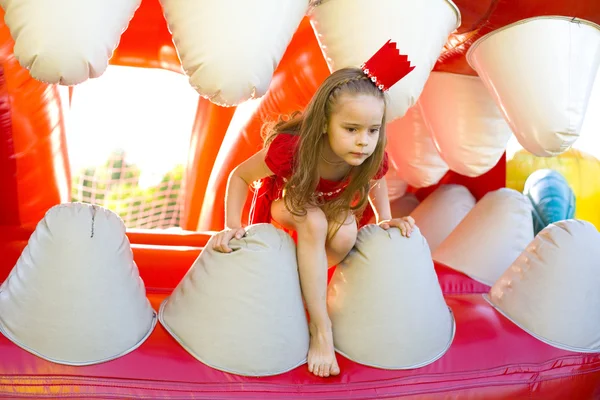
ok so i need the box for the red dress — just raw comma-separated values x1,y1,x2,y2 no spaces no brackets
248,132,389,229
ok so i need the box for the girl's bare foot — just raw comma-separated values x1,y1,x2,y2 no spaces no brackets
308,322,340,377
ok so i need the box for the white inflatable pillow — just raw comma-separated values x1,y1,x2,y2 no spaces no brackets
487,219,600,352
159,223,309,376
328,224,455,369
0,203,156,365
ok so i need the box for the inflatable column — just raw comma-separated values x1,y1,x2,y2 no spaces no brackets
386,105,449,188
487,220,600,353
0,0,141,84
309,0,461,121
0,204,157,365
159,0,308,106
467,16,600,157
419,72,513,176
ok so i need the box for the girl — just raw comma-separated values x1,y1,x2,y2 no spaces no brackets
212,66,415,378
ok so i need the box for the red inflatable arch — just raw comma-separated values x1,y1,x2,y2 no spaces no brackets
1,1,600,398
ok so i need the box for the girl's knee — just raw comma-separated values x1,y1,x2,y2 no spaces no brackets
326,218,357,266
299,207,328,237
271,200,327,237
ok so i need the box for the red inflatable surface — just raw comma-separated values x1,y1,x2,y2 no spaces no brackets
1,229,600,399
1,1,600,398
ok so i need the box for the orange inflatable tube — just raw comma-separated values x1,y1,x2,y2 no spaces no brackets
0,14,70,227
180,99,236,230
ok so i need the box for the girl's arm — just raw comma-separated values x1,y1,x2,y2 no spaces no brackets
225,148,274,229
368,178,392,223
369,177,415,237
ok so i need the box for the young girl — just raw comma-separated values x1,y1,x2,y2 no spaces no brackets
212,57,415,378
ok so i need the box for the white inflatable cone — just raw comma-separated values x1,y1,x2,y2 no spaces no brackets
384,166,420,219
467,16,600,157
410,184,475,253
391,193,421,220
309,0,461,121
1,0,141,85
159,0,307,106
433,188,534,286
419,72,512,176
486,220,600,352
0,203,156,365
384,164,409,202
387,104,449,188
328,225,455,369
159,223,309,377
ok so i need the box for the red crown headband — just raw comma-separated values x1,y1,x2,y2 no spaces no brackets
360,39,415,92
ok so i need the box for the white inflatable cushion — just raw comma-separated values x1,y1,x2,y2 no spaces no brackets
384,165,409,202
387,104,449,188
391,193,421,219
328,224,455,369
159,223,309,377
160,0,307,106
487,220,600,352
1,0,141,85
309,0,460,121
0,203,156,365
433,188,534,286
410,184,475,253
467,16,600,157
419,72,512,177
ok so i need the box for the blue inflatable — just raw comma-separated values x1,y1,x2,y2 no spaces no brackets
524,169,576,235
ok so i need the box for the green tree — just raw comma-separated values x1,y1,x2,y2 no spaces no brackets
70,152,185,229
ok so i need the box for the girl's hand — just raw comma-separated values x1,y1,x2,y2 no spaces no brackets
378,216,416,237
212,227,246,253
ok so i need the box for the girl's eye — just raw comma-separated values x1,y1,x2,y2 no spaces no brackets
370,128,380,134
346,127,357,132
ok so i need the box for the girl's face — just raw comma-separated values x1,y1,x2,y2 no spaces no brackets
323,93,385,167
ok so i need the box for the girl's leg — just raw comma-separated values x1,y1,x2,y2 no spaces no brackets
271,199,336,377
271,200,357,378
325,211,357,267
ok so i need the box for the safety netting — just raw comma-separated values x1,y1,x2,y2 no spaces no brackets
64,66,198,229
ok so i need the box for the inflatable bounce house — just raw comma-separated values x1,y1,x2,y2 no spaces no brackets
2,0,600,398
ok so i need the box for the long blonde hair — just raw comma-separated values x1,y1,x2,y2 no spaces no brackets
263,67,387,227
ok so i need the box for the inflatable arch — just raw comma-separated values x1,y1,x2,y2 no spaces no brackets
1,0,600,398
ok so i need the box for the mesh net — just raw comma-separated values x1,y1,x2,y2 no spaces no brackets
62,66,199,230
70,149,186,229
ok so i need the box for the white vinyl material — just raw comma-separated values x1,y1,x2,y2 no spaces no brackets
0,0,141,85
486,220,600,353
159,0,308,106
159,224,309,377
419,72,512,176
0,203,157,365
309,0,461,121
387,105,449,188
467,16,600,156
328,225,455,369
433,188,534,286
410,185,475,253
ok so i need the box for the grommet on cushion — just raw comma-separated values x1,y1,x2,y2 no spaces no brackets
410,184,475,253
433,188,534,286
328,224,455,369
0,203,157,365
159,223,309,377
486,219,600,352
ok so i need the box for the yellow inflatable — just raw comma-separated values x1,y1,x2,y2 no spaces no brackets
507,148,600,230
